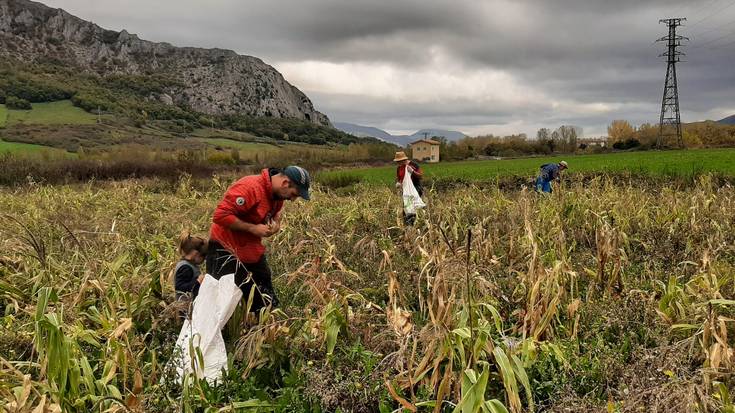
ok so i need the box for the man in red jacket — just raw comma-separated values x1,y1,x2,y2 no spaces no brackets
206,166,310,312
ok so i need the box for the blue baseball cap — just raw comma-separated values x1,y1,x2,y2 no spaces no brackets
283,165,311,200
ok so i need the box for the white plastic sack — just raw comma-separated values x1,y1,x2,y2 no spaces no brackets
173,272,243,384
402,168,426,215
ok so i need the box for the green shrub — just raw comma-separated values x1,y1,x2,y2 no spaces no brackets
71,92,111,112
207,151,237,165
612,139,641,150
0,74,73,102
5,96,32,110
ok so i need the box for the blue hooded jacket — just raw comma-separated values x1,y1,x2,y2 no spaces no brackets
539,163,561,182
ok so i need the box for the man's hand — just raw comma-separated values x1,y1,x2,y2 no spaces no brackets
250,223,275,238
267,218,281,235
197,274,205,284
228,218,279,237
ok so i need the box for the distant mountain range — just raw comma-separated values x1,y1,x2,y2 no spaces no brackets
333,122,466,146
719,114,735,125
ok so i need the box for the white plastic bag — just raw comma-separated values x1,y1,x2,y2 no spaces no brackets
402,168,426,215
172,272,243,384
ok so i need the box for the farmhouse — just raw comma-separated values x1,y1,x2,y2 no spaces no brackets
410,139,441,163
579,137,609,148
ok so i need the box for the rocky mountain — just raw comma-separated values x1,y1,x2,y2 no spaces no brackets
719,114,735,125
334,122,466,146
0,0,330,125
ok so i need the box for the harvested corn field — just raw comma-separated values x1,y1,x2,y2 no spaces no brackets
1,174,734,412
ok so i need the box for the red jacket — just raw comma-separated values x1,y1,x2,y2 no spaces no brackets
396,161,422,183
210,169,283,263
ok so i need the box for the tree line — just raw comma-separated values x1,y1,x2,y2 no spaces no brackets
607,119,735,148
430,125,586,161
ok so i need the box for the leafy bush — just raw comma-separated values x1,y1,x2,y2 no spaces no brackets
612,138,641,150
0,73,73,102
5,95,32,110
71,92,110,112
207,151,237,165
104,73,183,96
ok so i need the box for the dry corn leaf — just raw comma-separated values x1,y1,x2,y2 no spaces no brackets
19,374,32,409
387,307,413,336
31,394,46,413
111,318,133,339
567,298,582,318
385,378,417,412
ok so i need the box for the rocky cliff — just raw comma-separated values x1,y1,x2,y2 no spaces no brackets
0,0,330,125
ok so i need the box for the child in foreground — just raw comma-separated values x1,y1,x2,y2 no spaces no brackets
174,233,208,308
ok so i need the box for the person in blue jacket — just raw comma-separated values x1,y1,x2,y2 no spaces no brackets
173,233,208,319
535,161,568,193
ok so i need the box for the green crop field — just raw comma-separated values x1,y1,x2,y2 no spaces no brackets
319,148,735,185
5,100,99,125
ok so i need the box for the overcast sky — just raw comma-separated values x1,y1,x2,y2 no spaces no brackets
42,0,735,137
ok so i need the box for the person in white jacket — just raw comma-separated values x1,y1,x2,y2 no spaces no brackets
394,151,425,225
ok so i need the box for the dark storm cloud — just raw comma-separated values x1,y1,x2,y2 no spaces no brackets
41,0,735,136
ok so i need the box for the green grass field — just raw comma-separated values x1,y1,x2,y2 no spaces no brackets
6,100,98,125
320,148,735,184
0,139,70,155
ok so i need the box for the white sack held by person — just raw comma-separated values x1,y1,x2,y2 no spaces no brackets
172,272,242,384
402,167,426,215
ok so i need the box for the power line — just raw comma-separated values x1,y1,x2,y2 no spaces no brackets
689,15,735,38
688,0,735,29
680,0,723,22
669,1,691,17
692,28,735,47
708,36,735,48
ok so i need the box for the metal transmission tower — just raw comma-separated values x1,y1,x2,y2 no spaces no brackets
656,18,688,148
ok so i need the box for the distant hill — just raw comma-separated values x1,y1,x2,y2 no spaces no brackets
332,122,394,141
334,122,466,146
719,114,735,125
0,0,393,149
0,0,328,124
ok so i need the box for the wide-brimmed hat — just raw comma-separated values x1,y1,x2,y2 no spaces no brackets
559,161,568,168
393,151,409,162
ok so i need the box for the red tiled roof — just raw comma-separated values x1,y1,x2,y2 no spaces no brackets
410,139,441,145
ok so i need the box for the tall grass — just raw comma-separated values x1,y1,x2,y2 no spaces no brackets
0,174,733,411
